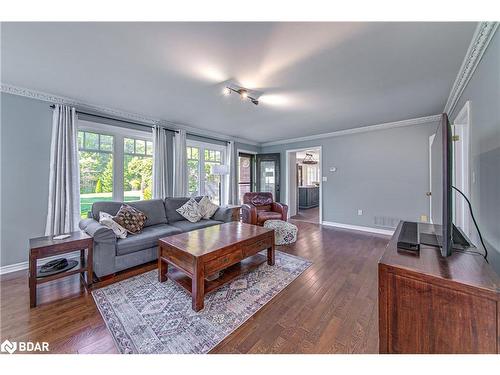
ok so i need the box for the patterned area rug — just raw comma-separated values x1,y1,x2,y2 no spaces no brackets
92,251,311,354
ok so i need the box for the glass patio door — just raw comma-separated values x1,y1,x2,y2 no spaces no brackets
256,153,281,201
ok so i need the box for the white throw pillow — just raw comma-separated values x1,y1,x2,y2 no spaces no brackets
99,211,127,239
176,198,203,223
198,196,219,219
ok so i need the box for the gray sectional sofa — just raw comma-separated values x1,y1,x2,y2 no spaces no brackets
79,197,239,278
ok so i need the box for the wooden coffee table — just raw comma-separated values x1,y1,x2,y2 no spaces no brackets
158,222,275,311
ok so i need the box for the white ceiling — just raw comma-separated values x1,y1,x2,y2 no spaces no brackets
1,22,476,143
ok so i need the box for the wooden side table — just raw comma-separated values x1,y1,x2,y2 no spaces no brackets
29,231,93,308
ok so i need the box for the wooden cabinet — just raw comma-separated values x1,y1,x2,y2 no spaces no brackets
298,186,319,209
378,222,500,353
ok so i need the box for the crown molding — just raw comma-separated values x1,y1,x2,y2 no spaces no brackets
260,114,441,147
0,83,260,146
444,22,498,115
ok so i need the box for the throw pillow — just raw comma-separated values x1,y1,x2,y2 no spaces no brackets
198,196,219,219
99,212,127,239
176,198,203,223
113,204,147,234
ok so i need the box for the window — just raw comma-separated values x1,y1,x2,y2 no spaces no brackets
78,123,153,218
78,131,114,218
124,137,153,202
238,153,254,204
186,141,226,205
187,146,200,196
303,164,319,185
260,161,276,197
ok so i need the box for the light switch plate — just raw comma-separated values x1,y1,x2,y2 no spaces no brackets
322,176,327,182
357,209,363,216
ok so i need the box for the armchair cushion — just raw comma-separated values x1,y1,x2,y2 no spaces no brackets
256,211,283,225
250,194,273,206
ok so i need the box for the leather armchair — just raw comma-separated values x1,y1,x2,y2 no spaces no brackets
241,192,288,226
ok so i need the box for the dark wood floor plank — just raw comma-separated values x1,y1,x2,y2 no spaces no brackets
0,220,388,354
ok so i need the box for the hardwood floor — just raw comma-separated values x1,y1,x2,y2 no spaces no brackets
0,221,389,354
291,207,320,224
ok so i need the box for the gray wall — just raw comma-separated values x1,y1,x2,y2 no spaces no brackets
449,31,500,274
262,122,437,229
0,92,259,267
1,93,53,267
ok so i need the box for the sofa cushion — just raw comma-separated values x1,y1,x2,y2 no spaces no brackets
91,199,167,227
164,196,202,223
128,199,168,227
115,224,182,256
176,198,203,223
91,201,123,219
170,219,223,232
199,196,219,219
113,204,147,234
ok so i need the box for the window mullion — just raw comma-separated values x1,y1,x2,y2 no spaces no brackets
113,134,124,201
199,146,205,196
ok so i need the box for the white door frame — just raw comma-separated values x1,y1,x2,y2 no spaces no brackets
428,134,435,222
285,146,322,223
452,101,471,237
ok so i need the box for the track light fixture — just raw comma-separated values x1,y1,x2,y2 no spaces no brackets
222,86,259,105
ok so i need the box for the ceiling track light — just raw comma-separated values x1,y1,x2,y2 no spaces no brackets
222,86,259,106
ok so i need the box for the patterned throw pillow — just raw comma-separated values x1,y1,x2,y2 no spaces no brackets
176,198,203,223
99,211,127,239
113,204,147,234
198,196,219,219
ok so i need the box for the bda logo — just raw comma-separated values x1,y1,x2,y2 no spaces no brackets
1,339,17,354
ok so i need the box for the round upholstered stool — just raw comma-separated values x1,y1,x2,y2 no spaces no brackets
263,220,298,245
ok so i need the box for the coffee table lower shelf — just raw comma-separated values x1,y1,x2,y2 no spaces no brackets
166,253,267,295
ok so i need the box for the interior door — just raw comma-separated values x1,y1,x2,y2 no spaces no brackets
256,153,281,201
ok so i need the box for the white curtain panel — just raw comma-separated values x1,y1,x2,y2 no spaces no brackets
45,104,80,235
226,141,238,205
152,125,169,199
173,129,188,197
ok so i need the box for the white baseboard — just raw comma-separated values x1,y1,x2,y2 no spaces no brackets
321,221,395,236
0,251,81,276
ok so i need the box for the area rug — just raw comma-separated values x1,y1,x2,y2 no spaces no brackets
92,250,311,354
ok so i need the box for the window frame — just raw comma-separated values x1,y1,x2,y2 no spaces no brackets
78,120,152,202
237,152,256,204
186,139,227,203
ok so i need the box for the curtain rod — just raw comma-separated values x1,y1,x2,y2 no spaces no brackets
49,104,178,133
49,104,229,144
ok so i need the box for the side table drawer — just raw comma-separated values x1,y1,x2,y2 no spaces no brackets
205,249,243,275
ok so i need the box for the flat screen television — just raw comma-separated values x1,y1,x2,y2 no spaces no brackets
430,113,453,256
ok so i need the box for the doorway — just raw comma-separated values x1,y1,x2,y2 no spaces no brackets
452,101,471,238
286,147,322,224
